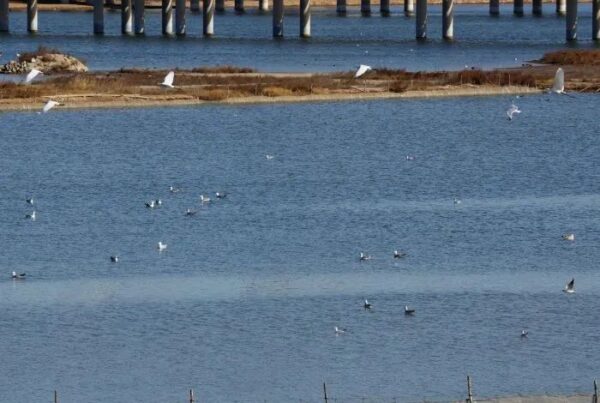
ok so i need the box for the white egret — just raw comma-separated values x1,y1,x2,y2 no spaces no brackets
160,71,175,88
354,64,372,78
506,103,521,120
23,68,42,84
41,100,60,113
551,67,565,94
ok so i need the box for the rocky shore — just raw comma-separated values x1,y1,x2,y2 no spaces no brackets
0,50,88,75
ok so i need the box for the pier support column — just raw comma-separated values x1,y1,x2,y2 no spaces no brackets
94,0,104,34
489,0,499,15
134,0,144,33
513,0,523,16
27,0,38,32
0,0,8,32
556,0,565,15
235,0,244,13
191,0,200,12
121,0,133,34
361,0,371,15
442,0,453,39
416,0,426,39
593,0,600,39
203,0,214,35
300,0,310,37
162,0,173,35
175,0,185,35
566,0,577,40
337,0,346,15
532,0,542,14
273,0,283,36
404,0,414,16
216,0,224,12
380,0,390,16
259,0,269,11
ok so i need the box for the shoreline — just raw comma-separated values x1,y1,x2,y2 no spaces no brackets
0,85,542,111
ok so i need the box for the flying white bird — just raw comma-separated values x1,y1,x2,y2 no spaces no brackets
334,326,346,335
563,278,575,294
160,71,175,88
551,67,565,94
506,103,521,120
41,100,60,113
23,68,42,84
562,233,575,241
354,64,372,78
157,242,167,252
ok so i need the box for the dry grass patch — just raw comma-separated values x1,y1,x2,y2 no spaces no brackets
539,50,600,65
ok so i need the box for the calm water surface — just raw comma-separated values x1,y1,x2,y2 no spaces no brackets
0,5,599,72
0,94,599,402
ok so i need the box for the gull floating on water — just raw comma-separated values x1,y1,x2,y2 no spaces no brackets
200,195,211,204
406,155,415,161
145,200,156,209
41,100,60,114
354,64,372,78
26,198,34,205
393,250,406,259
562,233,575,241
334,326,346,335
550,67,565,94
454,197,462,205
563,278,575,294
157,242,167,252
160,71,175,88
11,271,26,279
185,208,197,216
359,252,372,261
169,186,181,193
23,68,42,84
265,154,275,160
215,192,227,199
506,103,521,120
364,299,372,310
25,211,36,220
404,305,415,315
521,330,529,338
110,255,119,263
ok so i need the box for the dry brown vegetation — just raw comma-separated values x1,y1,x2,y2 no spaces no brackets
539,49,600,65
17,46,67,63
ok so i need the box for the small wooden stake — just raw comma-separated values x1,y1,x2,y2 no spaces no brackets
323,382,328,403
594,380,598,403
466,376,473,403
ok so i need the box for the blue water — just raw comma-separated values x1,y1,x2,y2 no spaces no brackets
0,4,598,72
1,93,600,402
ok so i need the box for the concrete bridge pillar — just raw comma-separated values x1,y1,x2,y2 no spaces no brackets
0,0,8,32
259,0,269,11
203,0,214,35
556,0,566,14
380,0,390,16
566,0,577,40
93,0,104,34
273,0,283,36
191,0,200,12
27,0,38,32
162,0,174,35
404,0,414,16
300,0,310,37
489,0,499,15
216,0,224,12
416,0,426,38
361,0,371,16
121,0,133,34
593,0,600,39
442,0,453,39
134,0,145,33
175,0,185,35
513,0,523,16
337,0,346,15
532,0,542,14
235,0,244,13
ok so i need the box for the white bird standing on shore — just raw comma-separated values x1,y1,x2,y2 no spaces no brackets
41,100,59,113
506,103,521,120
160,71,175,88
354,64,372,78
157,242,167,252
551,67,565,94
23,68,42,84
